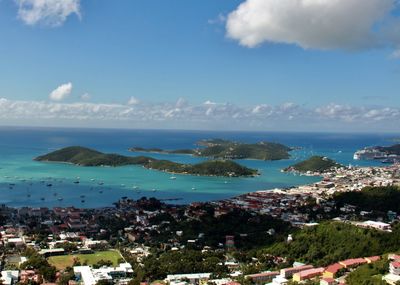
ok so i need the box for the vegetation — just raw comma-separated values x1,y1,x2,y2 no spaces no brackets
35,146,258,177
266,222,400,266
20,252,57,282
284,156,340,173
138,250,229,280
130,138,292,161
334,186,400,213
149,207,292,249
48,250,123,270
346,259,389,285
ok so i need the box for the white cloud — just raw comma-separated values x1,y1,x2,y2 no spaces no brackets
226,0,400,52
0,98,399,131
49,82,73,101
16,0,81,27
127,96,140,105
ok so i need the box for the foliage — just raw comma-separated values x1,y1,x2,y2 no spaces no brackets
334,186,400,213
346,259,389,285
266,222,400,266
20,253,57,282
285,156,340,173
35,146,258,177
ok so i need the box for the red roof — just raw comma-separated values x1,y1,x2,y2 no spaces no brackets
340,258,367,267
296,267,324,278
325,263,343,273
391,261,400,268
248,272,279,278
365,256,381,262
321,278,335,282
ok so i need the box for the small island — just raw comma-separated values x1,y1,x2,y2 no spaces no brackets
35,146,258,177
284,156,341,175
129,138,291,161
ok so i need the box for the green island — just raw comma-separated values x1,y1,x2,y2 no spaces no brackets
34,146,258,177
129,138,292,160
284,155,341,174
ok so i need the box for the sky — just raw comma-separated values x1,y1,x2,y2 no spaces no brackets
1,0,400,132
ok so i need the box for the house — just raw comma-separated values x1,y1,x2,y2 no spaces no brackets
390,262,400,276
323,263,344,279
339,258,367,268
280,265,314,278
1,271,19,285
74,263,133,285
292,268,324,282
365,256,381,263
165,273,211,285
246,271,279,284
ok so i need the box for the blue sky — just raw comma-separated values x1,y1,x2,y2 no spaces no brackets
1,0,400,132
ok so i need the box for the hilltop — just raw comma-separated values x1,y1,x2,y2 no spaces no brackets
130,138,292,161
284,156,341,174
35,146,258,177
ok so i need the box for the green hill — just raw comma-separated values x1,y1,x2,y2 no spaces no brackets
285,156,340,173
265,221,400,266
334,186,400,213
130,139,292,161
35,146,258,177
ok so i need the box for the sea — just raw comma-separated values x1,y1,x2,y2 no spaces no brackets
0,126,398,208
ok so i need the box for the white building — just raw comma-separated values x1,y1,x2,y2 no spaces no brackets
74,263,133,285
1,271,19,285
166,273,211,285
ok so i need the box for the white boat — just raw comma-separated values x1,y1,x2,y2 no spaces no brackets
170,176,177,180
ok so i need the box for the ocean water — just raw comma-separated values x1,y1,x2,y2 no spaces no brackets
0,127,397,208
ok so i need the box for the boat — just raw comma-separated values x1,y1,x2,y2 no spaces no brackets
192,187,196,190
46,183,52,187
152,188,157,192
81,200,85,203
133,186,139,190
40,197,45,201
170,176,177,180
73,180,80,184
58,198,63,201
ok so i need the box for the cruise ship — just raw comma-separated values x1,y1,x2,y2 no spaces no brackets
353,148,387,160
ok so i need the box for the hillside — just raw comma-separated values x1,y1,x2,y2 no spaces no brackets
284,156,340,173
130,139,292,161
265,221,400,266
334,186,400,213
35,146,258,177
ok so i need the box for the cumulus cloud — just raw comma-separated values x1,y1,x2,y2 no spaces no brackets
16,0,81,27
226,0,400,53
49,82,73,101
0,98,399,131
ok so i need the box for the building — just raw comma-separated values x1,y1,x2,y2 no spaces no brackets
323,263,344,279
339,258,367,268
365,256,381,263
292,268,324,282
361,221,391,231
74,263,133,285
1,271,19,285
280,265,314,278
165,273,211,285
246,272,279,284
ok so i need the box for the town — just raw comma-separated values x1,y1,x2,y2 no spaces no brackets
1,163,400,285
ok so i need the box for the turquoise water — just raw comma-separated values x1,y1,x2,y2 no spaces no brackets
0,127,397,208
